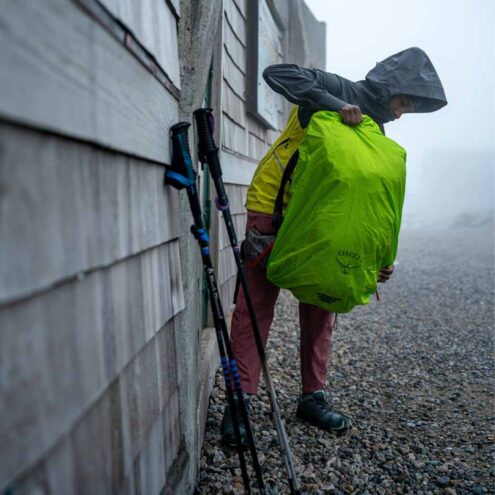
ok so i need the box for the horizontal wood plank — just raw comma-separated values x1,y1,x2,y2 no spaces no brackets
0,0,178,164
223,55,246,98
223,16,246,72
7,322,180,494
224,0,247,46
119,337,161,477
219,273,237,314
267,128,281,147
222,113,247,157
217,211,247,251
168,0,181,17
98,0,180,87
249,131,269,162
222,82,246,127
225,184,248,215
232,0,248,19
0,124,179,304
220,150,258,186
135,418,166,494
0,242,184,489
247,115,269,141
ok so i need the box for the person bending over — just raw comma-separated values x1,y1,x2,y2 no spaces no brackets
222,47,447,445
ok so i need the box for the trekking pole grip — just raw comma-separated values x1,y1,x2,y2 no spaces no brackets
193,108,223,180
194,108,217,154
167,122,195,186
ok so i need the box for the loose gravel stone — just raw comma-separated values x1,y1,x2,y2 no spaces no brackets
197,228,494,493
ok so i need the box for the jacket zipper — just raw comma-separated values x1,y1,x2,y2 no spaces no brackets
258,137,292,171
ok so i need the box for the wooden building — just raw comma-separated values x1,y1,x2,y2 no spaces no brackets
0,0,324,493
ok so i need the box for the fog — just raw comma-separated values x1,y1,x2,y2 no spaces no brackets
305,0,494,229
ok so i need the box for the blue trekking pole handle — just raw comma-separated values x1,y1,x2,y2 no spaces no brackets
165,122,196,190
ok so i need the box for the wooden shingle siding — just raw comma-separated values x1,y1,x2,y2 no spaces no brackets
216,0,292,309
0,0,309,489
267,127,281,147
217,184,247,308
223,14,247,72
7,321,180,494
98,0,181,88
224,0,247,43
222,82,247,127
218,214,246,263
248,116,269,141
222,113,247,156
217,188,247,251
219,274,238,312
0,0,178,164
168,0,181,17
0,125,179,304
232,0,248,18
225,184,247,215
220,151,258,186
223,53,246,100
0,243,184,488
249,131,268,162
218,249,241,309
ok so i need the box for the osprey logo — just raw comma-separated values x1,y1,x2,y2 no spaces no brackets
337,250,361,275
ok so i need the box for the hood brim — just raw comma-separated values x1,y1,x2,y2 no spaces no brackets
366,47,448,114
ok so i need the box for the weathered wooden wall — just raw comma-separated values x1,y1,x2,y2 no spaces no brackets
0,0,197,493
214,0,326,309
0,0,325,492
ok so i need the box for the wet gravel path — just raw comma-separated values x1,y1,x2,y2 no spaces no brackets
197,228,494,495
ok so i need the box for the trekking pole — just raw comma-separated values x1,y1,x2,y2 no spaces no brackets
164,122,265,495
194,108,301,495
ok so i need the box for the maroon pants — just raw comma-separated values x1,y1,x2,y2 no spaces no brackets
231,211,335,395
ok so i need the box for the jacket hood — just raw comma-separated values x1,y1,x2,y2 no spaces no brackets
364,47,448,114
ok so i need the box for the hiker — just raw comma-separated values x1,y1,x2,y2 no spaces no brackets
221,47,447,445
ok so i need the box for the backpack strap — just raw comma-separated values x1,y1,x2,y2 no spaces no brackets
272,150,299,232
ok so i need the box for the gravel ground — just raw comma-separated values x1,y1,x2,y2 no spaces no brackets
197,228,494,495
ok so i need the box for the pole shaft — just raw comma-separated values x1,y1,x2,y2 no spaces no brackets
166,123,264,494
194,108,300,494
185,188,253,494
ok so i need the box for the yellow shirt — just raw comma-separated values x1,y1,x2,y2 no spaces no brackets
245,107,305,214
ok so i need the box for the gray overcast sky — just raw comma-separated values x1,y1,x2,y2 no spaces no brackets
304,0,494,227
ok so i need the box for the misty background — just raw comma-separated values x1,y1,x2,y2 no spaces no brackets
305,0,494,230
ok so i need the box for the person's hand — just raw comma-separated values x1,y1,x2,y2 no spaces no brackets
378,264,394,283
339,104,363,126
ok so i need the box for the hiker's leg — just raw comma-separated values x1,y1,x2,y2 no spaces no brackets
231,211,279,395
299,303,335,394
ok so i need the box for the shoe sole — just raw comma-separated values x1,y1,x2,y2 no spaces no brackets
296,410,351,437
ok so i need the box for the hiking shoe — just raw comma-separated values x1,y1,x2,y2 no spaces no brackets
221,393,251,448
296,390,351,436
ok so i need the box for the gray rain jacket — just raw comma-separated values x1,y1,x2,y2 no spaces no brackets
263,47,448,129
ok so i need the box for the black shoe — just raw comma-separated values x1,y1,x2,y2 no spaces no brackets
296,390,351,436
220,393,251,448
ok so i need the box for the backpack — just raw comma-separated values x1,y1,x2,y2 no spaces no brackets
267,111,406,313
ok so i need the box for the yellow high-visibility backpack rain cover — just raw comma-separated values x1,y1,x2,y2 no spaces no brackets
267,111,407,313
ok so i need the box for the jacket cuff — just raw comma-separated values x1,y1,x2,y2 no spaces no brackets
315,93,347,112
